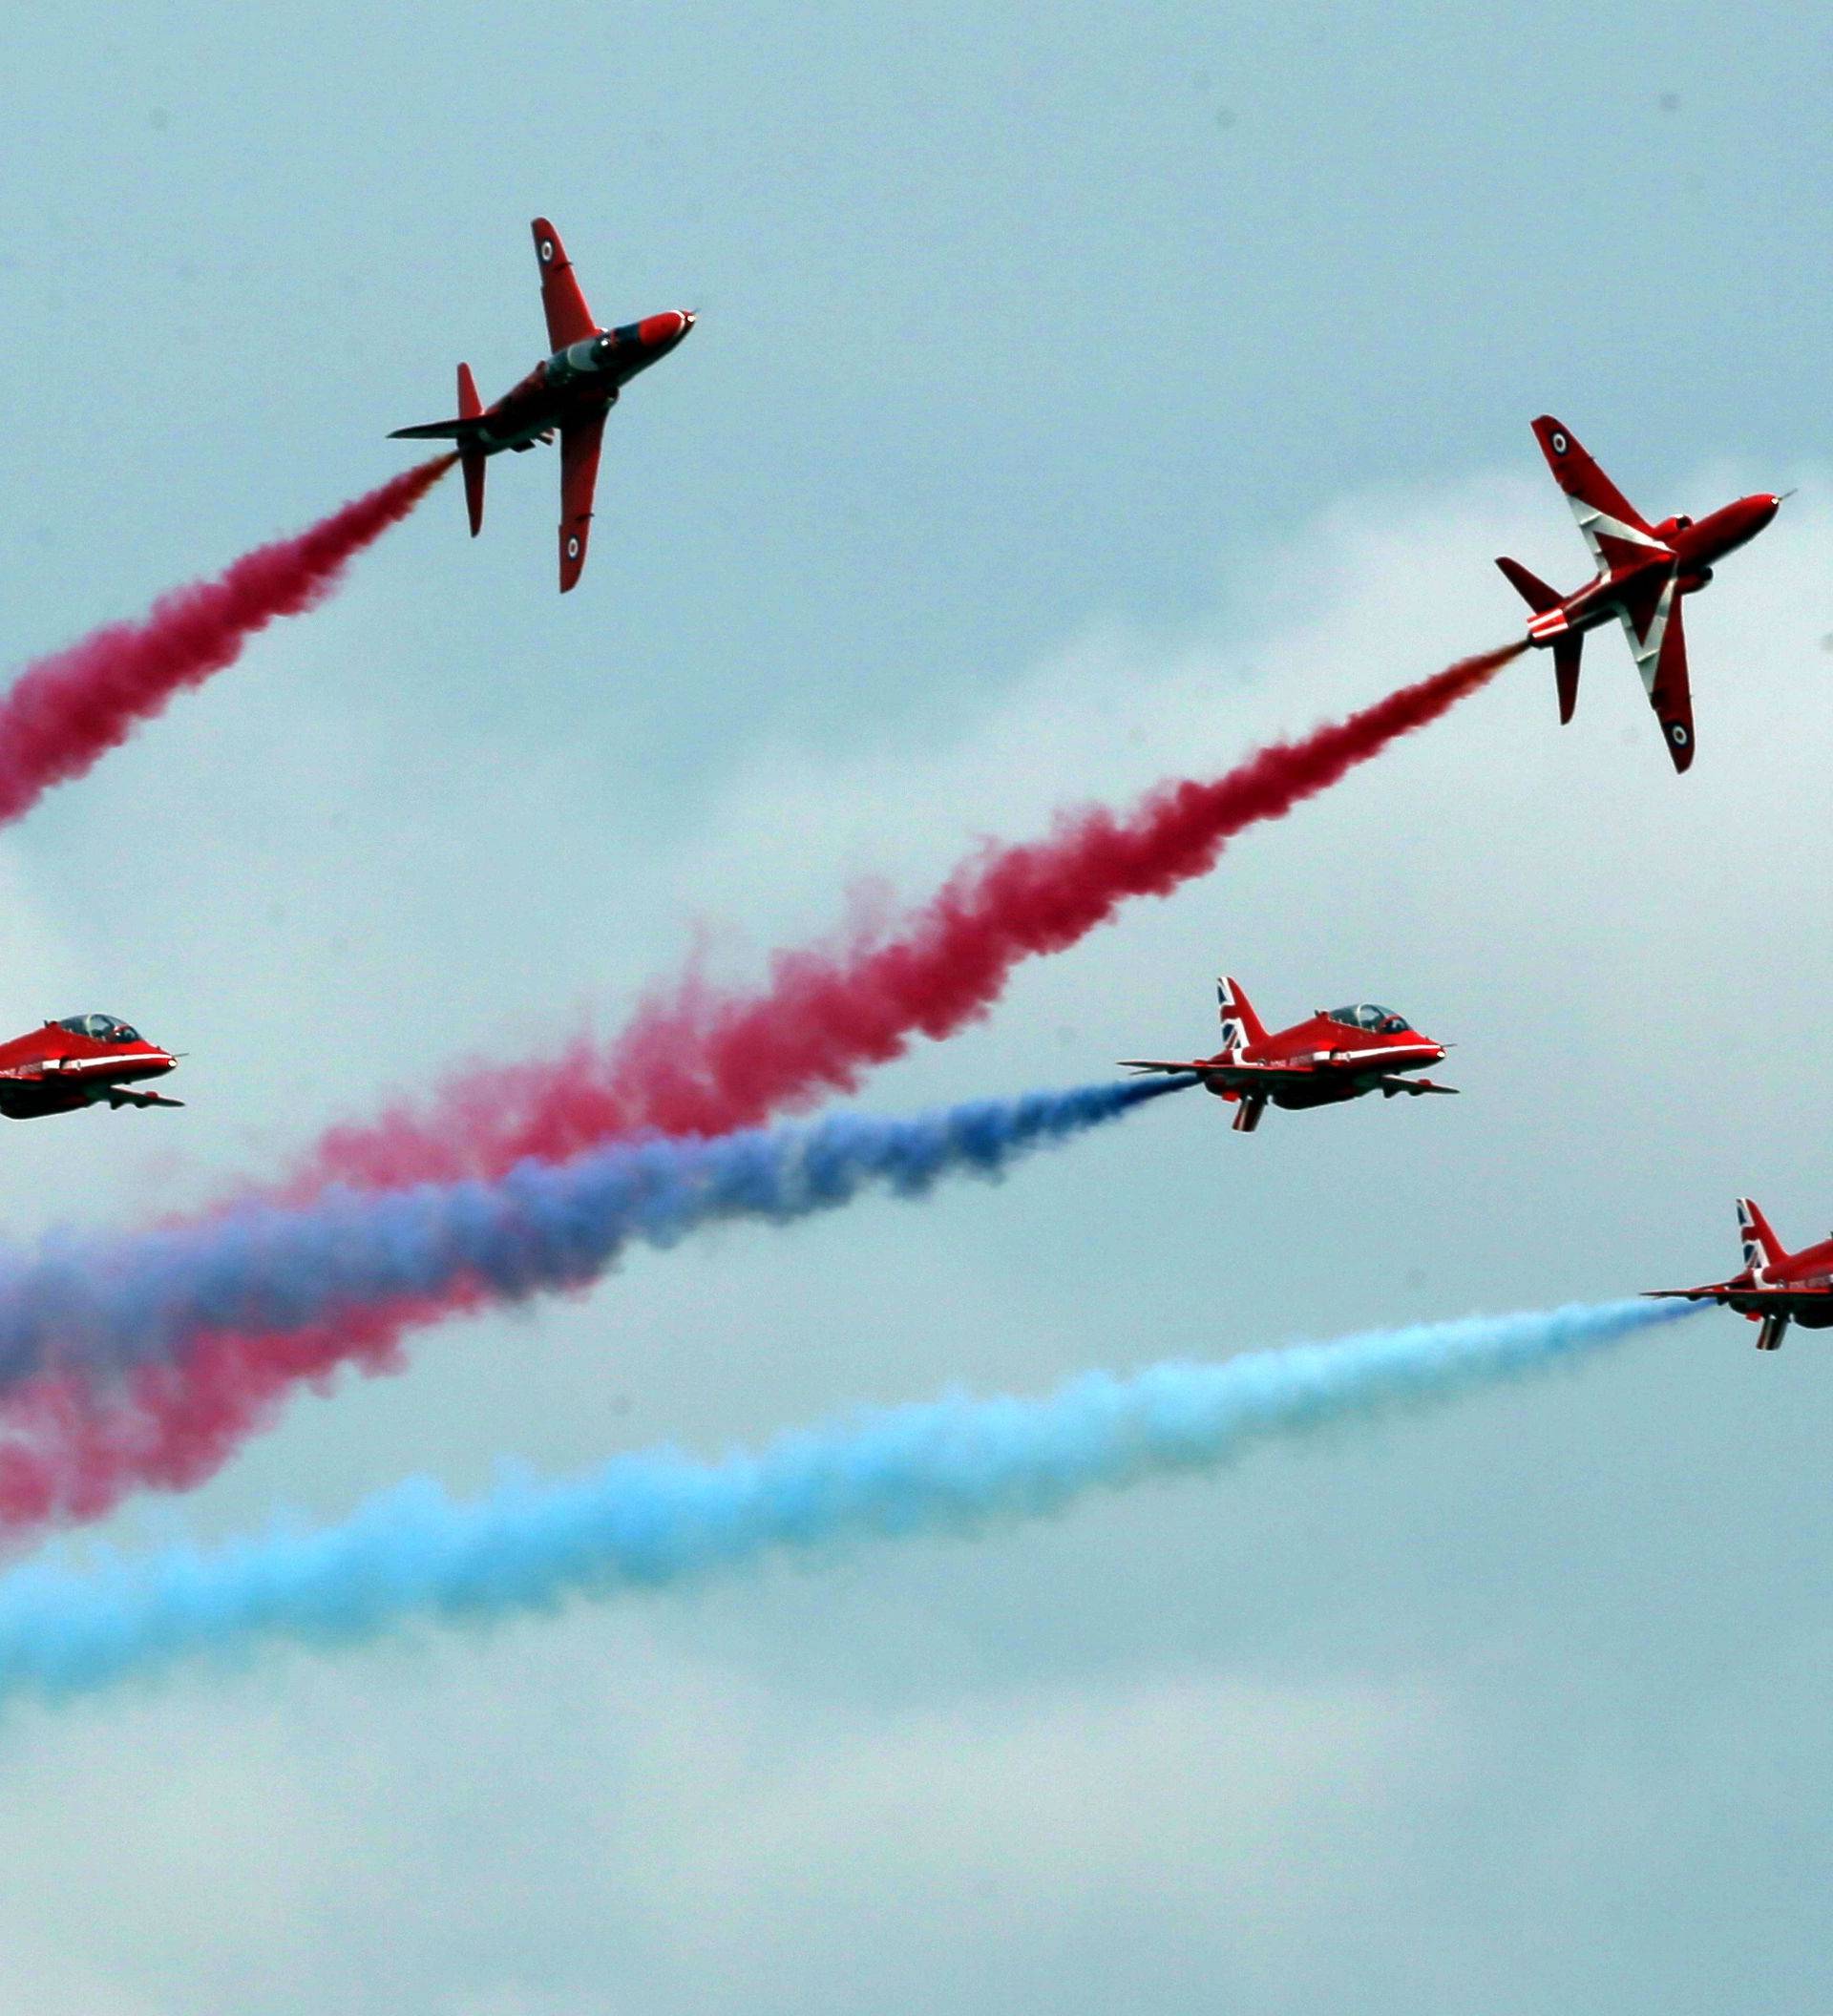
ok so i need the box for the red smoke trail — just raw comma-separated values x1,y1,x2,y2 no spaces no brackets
0,457,453,826
0,1295,478,1526
0,640,1516,1534
304,640,1523,1188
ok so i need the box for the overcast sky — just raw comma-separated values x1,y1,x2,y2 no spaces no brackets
0,4,1827,2012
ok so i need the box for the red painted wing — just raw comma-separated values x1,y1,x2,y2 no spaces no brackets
558,410,607,594
1648,593,1694,771
531,217,599,351
1531,416,1654,535
1611,570,1694,771
1612,588,1694,774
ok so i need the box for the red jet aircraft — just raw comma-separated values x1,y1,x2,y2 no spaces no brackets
1122,976,1456,1133
1496,415,1782,772
1648,1198,1833,1351
0,1013,180,1121
391,217,695,592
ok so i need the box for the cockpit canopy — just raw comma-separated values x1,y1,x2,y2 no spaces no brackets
57,1012,142,1044
546,334,618,386
1327,1003,1410,1036
566,335,613,371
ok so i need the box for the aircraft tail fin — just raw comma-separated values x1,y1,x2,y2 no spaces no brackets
1495,559,1583,723
1737,1198,1787,1273
1216,976,1268,1050
1495,555,1562,614
457,364,486,537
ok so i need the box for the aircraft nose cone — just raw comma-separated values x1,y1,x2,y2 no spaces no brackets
637,311,693,348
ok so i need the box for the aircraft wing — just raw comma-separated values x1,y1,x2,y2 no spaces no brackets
558,410,607,594
1614,574,1694,771
1377,1076,1458,1097
106,1086,184,1109
531,217,599,351
1532,414,1672,575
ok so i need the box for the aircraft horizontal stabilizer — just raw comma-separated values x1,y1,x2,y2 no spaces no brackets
1638,1282,1833,1305
1495,555,1562,614
457,364,486,537
389,417,488,442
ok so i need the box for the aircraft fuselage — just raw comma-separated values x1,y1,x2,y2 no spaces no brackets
0,1015,179,1120
1524,491,1779,646
1717,1232,1833,1329
1194,1037,1445,1111
467,315,694,456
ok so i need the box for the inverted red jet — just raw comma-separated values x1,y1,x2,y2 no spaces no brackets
391,217,695,592
1121,976,1456,1133
1648,1199,1833,1351
0,1013,180,1120
1496,415,1782,772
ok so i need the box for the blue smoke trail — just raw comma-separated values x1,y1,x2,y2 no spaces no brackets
0,1297,1695,1708
0,1077,1190,1393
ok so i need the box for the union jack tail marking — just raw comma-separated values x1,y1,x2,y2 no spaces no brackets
1215,975,1269,1052
1737,1197,1786,1276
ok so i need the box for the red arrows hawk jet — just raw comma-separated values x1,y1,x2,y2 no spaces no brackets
391,217,695,592
1648,1199,1833,1351
0,1013,180,1120
1495,415,1782,772
1121,976,1456,1133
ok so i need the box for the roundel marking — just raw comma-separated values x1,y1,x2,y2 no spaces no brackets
540,239,555,262
1669,723,1690,746
566,535,581,559
1550,430,1569,454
